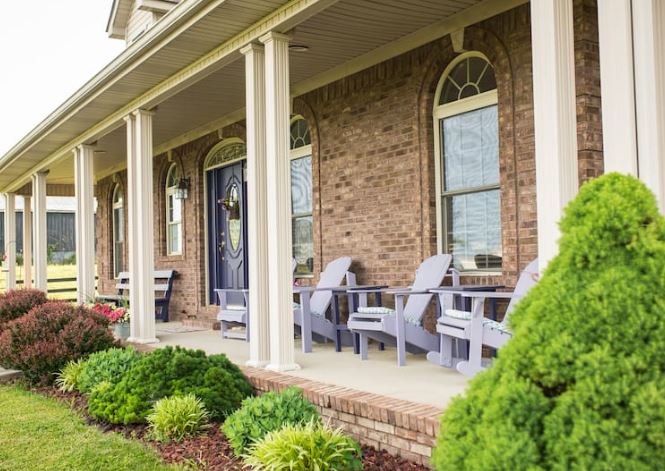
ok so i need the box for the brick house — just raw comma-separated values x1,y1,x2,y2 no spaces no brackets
1,0,664,371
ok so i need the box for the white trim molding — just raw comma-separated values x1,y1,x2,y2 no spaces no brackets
32,172,48,291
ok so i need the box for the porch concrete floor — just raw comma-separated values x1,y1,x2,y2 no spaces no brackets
154,323,469,410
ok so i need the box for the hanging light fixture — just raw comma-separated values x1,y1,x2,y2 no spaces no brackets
174,177,190,199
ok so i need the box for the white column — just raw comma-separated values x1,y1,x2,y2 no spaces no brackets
126,110,158,344
74,145,96,303
22,196,32,289
632,0,665,211
260,31,299,371
530,0,579,268
241,43,271,367
597,0,639,175
3,193,16,290
32,171,48,291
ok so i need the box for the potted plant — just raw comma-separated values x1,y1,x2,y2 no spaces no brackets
88,302,130,339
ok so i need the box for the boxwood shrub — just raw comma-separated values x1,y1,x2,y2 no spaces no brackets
0,289,47,331
88,346,253,424
222,386,320,456
432,173,665,470
0,301,116,385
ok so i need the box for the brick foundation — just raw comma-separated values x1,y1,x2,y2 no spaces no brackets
241,365,442,468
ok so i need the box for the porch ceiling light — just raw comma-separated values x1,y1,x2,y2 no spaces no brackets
175,177,190,199
289,44,309,52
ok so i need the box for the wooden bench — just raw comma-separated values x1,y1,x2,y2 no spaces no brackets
97,270,177,322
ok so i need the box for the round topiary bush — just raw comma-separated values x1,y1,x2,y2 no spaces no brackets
88,346,253,424
0,289,48,331
77,347,141,393
432,173,665,470
0,301,116,385
222,386,320,456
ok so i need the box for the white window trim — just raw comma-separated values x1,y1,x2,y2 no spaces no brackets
112,184,124,279
433,52,501,274
290,116,314,278
165,164,183,256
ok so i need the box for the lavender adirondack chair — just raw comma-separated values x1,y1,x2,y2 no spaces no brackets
216,259,298,341
427,258,539,376
346,254,453,367
293,256,356,353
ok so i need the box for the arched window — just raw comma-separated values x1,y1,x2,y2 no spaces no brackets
165,164,183,255
434,53,502,271
290,117,313,275
111,184,124,277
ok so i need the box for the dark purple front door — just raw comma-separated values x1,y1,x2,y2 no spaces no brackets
207,162,248,305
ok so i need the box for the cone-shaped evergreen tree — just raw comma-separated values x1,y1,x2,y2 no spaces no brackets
432,173,665,470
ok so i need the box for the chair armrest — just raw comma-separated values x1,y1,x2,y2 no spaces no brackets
384,288,431,295
214,288,249,293
346,285,398,294
293,285,346,294
458,291,515,299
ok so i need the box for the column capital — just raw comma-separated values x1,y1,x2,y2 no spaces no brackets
240,42,265,56
259,31,291,45
132,108,156,118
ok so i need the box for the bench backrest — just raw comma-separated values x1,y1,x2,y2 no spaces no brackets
115,270,177,298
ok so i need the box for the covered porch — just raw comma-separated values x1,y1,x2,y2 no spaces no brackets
1,0,664,416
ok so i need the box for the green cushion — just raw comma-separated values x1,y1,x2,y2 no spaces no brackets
443,309,511,334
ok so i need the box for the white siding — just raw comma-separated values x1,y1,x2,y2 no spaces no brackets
125,1,156,45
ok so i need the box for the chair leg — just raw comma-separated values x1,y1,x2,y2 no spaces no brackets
220,320,226,339
395,295,406,367
427,334,454,367
456,299,484,377
359,334,369,360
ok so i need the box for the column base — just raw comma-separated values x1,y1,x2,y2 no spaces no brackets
266,362,301,372
245,359,270,368
127,337,160,345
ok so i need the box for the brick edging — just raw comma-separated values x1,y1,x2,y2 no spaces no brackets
240,365,442,468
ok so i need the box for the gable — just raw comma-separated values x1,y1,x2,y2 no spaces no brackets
107,0,180,41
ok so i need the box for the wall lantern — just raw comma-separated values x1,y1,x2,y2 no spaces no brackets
175,177,190,200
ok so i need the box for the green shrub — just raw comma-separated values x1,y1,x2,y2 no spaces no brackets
244,421,363,471
88,346,252,424
0,289,47,331
77,347,141,393
147,393,209,442
432,173,665,470
55,359,86,392
0,302,116,385
222,386,320,455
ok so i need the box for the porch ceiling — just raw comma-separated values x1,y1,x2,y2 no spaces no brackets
16,0,505,187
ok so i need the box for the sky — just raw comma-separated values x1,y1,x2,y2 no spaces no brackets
0,1,125,156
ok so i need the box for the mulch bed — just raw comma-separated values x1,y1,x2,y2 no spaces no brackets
36,387,429,470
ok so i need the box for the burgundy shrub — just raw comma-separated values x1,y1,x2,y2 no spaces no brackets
0,289,48,330
0,301,116,385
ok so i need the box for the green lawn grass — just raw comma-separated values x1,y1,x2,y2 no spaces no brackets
0,385,178,471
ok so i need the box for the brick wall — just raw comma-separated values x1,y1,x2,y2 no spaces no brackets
95,2,603,325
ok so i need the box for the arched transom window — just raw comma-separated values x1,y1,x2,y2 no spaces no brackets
205,141,247,170
290,117,313,275
165,163,183,255
111,184,124,277
434,53,502,272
